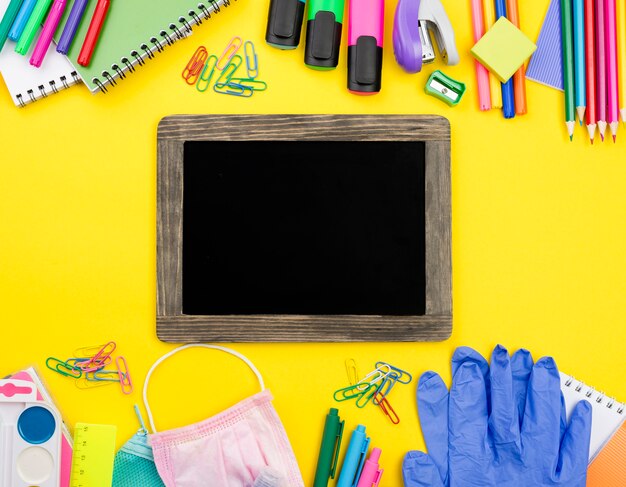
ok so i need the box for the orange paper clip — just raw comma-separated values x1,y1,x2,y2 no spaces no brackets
217,36,242,70
182,46,208,84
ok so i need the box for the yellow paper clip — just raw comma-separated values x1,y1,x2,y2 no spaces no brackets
196,55,218,92
217,36,243,70
244,40,258,78
74,344,107,358
345,359,359,385
182,45,208,85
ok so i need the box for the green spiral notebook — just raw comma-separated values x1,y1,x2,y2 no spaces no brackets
56,0,238,93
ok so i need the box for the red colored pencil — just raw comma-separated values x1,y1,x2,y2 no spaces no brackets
585,0,597,142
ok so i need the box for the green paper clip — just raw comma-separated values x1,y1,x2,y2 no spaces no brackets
424,70,466,107
196,55,218,92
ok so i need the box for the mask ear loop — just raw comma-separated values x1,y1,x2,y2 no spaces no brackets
142,344,266,434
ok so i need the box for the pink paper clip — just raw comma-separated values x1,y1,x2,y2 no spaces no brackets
116,356,133,395
216,36,243,70
182,46,208,85
77,355,112,372
81,341,116,370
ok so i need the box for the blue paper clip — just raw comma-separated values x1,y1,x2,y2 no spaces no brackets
244,40,258,78
214,82,254,97
375,361,413,384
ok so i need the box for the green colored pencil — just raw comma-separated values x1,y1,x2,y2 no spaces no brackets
561,0,576,140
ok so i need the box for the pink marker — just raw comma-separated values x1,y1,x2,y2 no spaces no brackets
470,0,491,110
347,0,384,95
605,0,619,141
356,447,383,487
596,0,608,140
29,0,66,68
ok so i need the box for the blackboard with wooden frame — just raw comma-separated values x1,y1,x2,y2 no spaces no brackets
157,114,451,342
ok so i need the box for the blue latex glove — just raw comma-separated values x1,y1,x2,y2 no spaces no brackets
403,345,592,487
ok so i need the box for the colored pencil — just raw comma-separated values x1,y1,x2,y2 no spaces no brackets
596,0,608,140
585,0,597,142
561,0,576,139
573,0,586,123
506,0,527,114
471,0,492,110
618,0,626,124
483,0,503,108
606,0,619,141
495,0,515,119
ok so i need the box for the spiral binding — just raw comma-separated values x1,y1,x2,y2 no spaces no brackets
91,0,237,93
15,71,80,107
563,374,625,414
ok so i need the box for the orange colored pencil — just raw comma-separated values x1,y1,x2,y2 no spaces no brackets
506,0,527,114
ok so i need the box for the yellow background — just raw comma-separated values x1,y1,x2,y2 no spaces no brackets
1,0,625,485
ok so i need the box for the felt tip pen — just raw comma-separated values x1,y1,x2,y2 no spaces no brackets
0,0,25,52
494,0,515,119
355,448,383,487
265,0,306,49
30,0,66,67
7,0,36,41
77,0,111,67
304,0,345,69
313,408,344,487
15,0,53,55
336,425,370,487
56,0,88,55
347,0,384,94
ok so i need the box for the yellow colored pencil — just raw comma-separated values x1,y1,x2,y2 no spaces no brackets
617,0,626,124
483,0,503,109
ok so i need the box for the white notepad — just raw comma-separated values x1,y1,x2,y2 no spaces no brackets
0,0,81,107
561,372,625,462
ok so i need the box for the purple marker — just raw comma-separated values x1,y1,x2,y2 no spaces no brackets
56,0,88,55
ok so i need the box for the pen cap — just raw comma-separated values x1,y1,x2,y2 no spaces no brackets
336,425,369,487
265,0,306,49
347,0,384,94
304,0,345,69
313,408,344,487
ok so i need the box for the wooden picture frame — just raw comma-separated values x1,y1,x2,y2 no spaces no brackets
157,114,451,342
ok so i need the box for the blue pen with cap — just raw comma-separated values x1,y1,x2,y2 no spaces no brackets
336,425,370,487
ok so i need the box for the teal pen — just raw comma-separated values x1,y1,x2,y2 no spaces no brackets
573,0,586,123
15,0,53,55
0,0,25,51
7,0,36,41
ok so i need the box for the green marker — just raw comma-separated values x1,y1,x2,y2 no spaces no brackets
15,0,53,55
313,408,344,487
304,0,344,70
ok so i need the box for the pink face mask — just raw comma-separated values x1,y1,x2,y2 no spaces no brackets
142,344,305,487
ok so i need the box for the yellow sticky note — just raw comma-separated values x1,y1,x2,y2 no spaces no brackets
471,17,537,83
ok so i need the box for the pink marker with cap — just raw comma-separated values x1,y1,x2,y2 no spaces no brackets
347,0,384,95
356,447,383,487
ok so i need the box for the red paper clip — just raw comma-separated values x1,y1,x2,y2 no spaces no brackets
375,391,400,424
182,46,208,85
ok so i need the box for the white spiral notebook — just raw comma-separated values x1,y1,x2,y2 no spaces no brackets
560,372,625,462
0,0,80,107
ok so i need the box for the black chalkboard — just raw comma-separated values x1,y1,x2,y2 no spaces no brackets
182,141,426,316
157,114,452,342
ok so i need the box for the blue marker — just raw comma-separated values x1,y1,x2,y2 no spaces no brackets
494,0,515,119
7,0,37,41
573,0,586,124
336,425,370,487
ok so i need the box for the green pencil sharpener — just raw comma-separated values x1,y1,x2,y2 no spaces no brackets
424,70,466,107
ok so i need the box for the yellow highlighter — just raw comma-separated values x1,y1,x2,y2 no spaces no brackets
617,0,626,124
482,0,503,109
